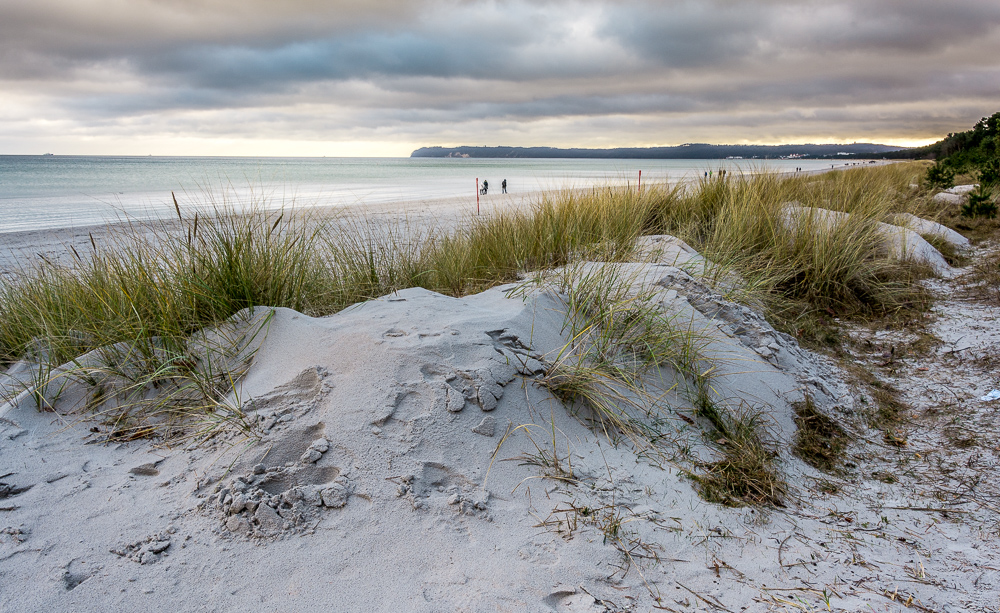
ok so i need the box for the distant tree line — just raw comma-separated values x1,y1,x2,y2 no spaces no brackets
410,143,903,160
887,112,1000,165
918,111,1000,218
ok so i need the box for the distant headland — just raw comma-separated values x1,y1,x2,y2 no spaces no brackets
410,143,907,160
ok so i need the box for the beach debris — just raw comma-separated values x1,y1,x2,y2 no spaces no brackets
979,389,1000,402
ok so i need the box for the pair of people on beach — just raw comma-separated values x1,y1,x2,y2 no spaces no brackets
481,179,507,194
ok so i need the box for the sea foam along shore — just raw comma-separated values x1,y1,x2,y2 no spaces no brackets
1,163,998,611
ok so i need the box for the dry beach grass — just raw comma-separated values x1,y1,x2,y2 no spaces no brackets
2,161,999,611
0,163,954,497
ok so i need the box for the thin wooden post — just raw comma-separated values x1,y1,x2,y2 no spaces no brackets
476,177,480,215
638,170,642,194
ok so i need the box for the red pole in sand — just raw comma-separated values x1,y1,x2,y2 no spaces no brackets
476,177,480,215
638,170,642,194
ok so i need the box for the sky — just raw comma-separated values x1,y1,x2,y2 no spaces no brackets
1,0,999,157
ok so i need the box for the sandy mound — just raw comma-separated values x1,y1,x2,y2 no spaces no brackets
782,204,955,276
1,231,996,612
890,213,970,250
931,185,978,206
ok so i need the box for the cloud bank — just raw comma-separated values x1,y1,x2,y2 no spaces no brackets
2,0,999,154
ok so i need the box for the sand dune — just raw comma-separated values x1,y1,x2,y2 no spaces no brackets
1,185,998,611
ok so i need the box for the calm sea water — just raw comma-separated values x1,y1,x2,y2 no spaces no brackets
0,156,847,234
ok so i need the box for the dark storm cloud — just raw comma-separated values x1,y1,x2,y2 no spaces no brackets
1,0,1000,148
597,3,767,69
140,32,512,90
791,0,1000,54
0,1,546,84
600,0,1000,67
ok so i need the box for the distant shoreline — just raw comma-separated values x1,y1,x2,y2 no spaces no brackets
411,143,907,160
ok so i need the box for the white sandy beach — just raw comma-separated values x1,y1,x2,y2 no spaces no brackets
2,175,997,612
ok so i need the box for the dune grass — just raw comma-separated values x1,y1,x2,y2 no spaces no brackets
0,186,659,440
323,186,652,302
966,248,1000,303
690,400,787,506
525,261,712,447
791,396,848,472
0,199,324,441
642,165,934,344
0,202,332,368
0,162,943,486
0,164,934,365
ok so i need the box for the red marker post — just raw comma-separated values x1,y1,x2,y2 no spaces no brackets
476,177,480,215
638,170,642,194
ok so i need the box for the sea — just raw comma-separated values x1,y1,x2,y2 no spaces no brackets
0,156,851,235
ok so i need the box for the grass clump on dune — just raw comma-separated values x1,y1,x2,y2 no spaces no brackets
644,164,935,343
0,197,332,368
526,262,711,447
324,186,657,301
690,399,787,507
0,195,331,441
791,396,848,472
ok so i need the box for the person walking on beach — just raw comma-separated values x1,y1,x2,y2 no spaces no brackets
481,180,489,195
501,179,507,194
